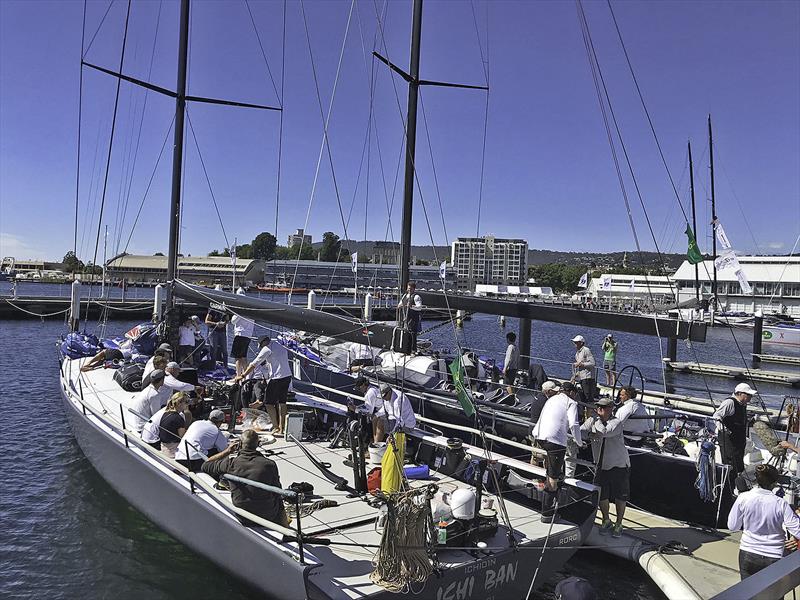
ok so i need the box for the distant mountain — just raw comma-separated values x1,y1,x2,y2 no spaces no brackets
326,239,685,268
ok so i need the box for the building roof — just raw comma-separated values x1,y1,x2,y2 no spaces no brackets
267,259,448,272
672,256,799,283
106,254,256,273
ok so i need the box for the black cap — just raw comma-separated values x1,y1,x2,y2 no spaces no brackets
560,381,577,393
258,335,271,346
354,376,369,388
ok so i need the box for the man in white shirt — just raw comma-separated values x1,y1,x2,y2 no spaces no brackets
142,343,173,383
352,376,387,443
126,369,170,433
177,318,197,367
175,409,230,472
164,361,197,394
502,332,520,397
230,308,256,377
727,463,800,580
235,335,292,436
713,382,756,476
571,335,596,403
614,385,653,446
398,282,423,352
531,381,583,502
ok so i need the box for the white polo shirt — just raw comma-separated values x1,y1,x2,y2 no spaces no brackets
126,384,171,433
616,400,653,437
142,407,166,444
531,392,582,447
175,420,230,461
727,487,800,558
164,373,194,393
249,341,291,380
232,314,255,338
385,390,416,431
178,325,196,346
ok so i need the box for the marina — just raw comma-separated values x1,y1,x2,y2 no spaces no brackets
2,0,799,598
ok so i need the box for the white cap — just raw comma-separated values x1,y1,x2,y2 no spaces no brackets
571,335,585,343
542,381,560,393
734,383,757,396
166,361,180,371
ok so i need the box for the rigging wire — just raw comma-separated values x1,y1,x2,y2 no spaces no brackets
469,0,490,238
84,0,133,324
185,108,231,252
82,0,117,60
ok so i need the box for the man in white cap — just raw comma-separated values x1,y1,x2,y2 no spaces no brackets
713,383,757,475
175,409,230,472
164,361,197,393
571,335,596,404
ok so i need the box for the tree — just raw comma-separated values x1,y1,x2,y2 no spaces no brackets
208,249,223,257
251,232,277,261
153,252,164,256
275,243,314,261
61,251,84,273
319,231,350,262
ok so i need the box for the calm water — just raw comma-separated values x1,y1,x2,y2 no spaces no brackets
2,286,797,598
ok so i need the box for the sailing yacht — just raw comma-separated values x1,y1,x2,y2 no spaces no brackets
58,1,597,597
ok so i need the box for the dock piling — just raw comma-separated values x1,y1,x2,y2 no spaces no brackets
667,337,678,363
752,311,763,368
519,317,531,371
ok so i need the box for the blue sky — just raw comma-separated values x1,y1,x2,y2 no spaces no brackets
1,0,798,264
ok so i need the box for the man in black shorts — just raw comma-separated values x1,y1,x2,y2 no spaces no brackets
234,336,292,436
581,398,630,538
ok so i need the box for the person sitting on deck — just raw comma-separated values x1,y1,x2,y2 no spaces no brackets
530,381,582,523
201,429,289,528
614,385,653,446
164,361,197,394
141,356,168,388
141,392,193,458
126,369,169,434
727,463,800,582
175,409,230,472
581,397,630,538
142,343,173,383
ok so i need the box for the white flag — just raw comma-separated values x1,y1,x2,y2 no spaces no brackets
714,219,732,251
715,250,740,272
578,272,589,288
439,261,447,280
601,275,612,290
735,268,752,294
628,279,636,293
351,252,358,273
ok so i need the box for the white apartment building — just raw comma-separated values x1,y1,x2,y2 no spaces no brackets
451,236,528,291
287,228,312,248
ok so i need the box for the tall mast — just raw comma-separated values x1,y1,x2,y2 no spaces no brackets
708,114,717,300
399,0,423,292
165,0,191,309
688,141,699,301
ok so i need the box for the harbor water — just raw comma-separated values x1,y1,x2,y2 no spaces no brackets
2,282,798,598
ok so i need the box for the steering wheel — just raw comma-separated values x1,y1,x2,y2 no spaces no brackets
612,365,645,405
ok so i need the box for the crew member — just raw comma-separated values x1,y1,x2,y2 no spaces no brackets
80,344,131,372
205,306,229,366
713,383,757,476
202,429,290,527
378,383,416,493
531,380,582,522
352,376,385,443
142,343,172,382
502,332,519,397
177,317,197,367
571,335,596,403
582,398,630,538
615,385,653,446
126,369,169,433
156,393,193,458
175,409,230,472
728,464,800,581
235,336,292,437
164,361,198,394
601,334,619,387
398,282,423,352
231,308,255,377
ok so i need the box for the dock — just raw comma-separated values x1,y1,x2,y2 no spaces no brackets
0,295,457,322
589,505,799,599
664,359,800,388
753,353,800,368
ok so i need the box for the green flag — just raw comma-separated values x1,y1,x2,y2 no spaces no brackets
685,224,704,265
449,355,475,417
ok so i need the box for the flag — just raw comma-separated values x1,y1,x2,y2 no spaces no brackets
736,268,752,294
449,355,475,417
439,261,447,281
713,219,732,250
715,250,740,272
578,272,589,288
601,275,612,291
628,279,636,293
685,224,704,264
351,252,358,273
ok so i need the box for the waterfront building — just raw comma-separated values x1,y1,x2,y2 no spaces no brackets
450,236,528,291
371,241,400,265
587,274,676,305
287,228,312,248
105,254,264,286
265,259,455,292
475,284,554,298
673,256,800,317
